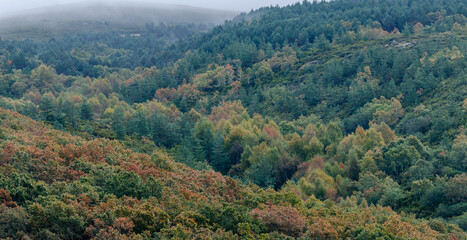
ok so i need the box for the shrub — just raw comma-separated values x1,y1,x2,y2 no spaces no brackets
250,205,305,237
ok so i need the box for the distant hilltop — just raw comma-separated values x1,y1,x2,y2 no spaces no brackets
0,1,239,40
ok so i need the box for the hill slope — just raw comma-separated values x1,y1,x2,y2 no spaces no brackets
0,108,465,239
0,0,466,237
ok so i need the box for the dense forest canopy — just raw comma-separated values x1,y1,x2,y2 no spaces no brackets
0,0,466,238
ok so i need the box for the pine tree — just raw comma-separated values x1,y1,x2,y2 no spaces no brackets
194,119,215,162
54,100,65,125
246,156,276,188
150,111,166,146
135,110,148,136
178,97,188,112
192,138,206,162
69,102,80,128
313,34,331,52
150,111,180,148
347,149,361,181
112,106,126,139
211,130,229,173
39,93,56,123
0,119,4,139
83,120,94,136
80,100,93,120
52,120,64,131
178,114,194,140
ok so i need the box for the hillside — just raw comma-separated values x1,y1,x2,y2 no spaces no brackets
0,0,466,238
0,2,238,40
0,107,465,238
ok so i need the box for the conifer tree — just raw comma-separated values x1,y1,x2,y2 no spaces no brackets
39,93,56,123
347,149,361,181
150,111,166,146
80,100,93,120
135,109,148,136
246,156,276,188
211,130,229,173
112,106,126,139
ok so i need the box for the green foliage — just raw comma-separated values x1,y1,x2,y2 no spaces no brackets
101,168,162,199
450,134,467,171
0,0,466,237
0,205,29,239
80,100,93,121
0,104,464,239
112,106,126,139
211,130,230,173
245,156,276,188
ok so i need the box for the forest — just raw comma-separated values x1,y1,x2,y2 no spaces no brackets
0,0,466,239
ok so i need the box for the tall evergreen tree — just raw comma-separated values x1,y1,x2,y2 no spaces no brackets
211,130,229,173
246,156,276,188
80,100,93,120
39,94,56,123
112,106,126,139
135,109,148,136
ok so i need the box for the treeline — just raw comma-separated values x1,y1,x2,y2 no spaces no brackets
0,23,210,76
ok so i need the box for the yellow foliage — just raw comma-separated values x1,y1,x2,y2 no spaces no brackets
429,47,464,64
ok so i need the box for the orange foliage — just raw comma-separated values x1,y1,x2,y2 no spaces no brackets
155,83,200,103
0,188,17,207
208,100,248,125
251,205,306,237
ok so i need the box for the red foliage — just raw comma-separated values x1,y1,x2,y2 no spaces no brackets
339,162,346,169
154,87,176,102
208,100,246,125
155,83,200,103
0,188,17,207
264,126,281,139
250,205,306,237
295,161,311,178
311,156,325,169
177,83,201,103
113,217,135,232
229,80,242,95
306,219,339,239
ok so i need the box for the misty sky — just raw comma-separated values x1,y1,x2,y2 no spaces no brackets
0,0,302,15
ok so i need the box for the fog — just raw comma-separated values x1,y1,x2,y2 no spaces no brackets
0,0,302,15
